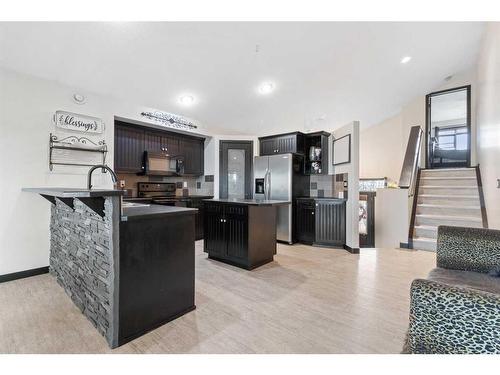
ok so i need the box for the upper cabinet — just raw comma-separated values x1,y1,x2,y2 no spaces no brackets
114,122,145,174
258,132,305,156
304,131,330,175
114,121,205,176
179,136,204,176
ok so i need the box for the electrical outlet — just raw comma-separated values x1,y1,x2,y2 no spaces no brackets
497,179,500,188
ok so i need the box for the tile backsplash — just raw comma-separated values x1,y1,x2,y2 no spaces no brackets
309,173,348,198
118,173,214,197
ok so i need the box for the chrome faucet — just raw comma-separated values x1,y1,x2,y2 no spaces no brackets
87,164,119,190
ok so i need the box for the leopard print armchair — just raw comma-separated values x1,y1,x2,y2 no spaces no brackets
403,226,500,354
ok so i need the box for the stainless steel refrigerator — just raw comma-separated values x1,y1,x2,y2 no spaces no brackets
254,153,309,244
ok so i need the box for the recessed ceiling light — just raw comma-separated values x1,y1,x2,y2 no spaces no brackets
178,95,195,106
258,82,275,95
400,56,412,64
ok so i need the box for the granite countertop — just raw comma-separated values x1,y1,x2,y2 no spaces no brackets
121,205,197,221
203,198,291,206
124,195,214,202
22,187,124,198
297,196,347,201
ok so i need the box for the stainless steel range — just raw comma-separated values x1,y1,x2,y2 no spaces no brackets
137,182,181,206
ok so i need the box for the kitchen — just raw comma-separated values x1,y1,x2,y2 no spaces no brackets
20,112,356,348
0,23,365,354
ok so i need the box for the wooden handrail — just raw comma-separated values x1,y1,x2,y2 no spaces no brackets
399,126,423,193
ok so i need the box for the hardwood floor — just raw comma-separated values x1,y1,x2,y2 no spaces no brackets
0,242,435,353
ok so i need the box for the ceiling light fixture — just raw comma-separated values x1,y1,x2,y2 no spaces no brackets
258,82,275,95
400,56,412,64
178,94,195,106
72,93,86,104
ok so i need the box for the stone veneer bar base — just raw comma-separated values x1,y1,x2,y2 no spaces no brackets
49,196,120,347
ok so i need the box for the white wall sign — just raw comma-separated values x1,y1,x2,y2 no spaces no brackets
54,110,104,134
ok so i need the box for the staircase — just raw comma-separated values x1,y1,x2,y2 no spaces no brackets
411,167,486,251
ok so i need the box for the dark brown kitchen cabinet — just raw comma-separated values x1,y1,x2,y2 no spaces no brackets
204,202,230,257
296,198,346,248
114,121,205,176
259,132,305,156
296,199,316,244
162,135,180,156
314,199,346,247
203,201,277,269
225,205,249,260
144,130,162,152
180,137,204,176
186,198,206,240
114,122,145,173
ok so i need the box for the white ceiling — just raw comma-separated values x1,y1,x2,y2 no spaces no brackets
0,22,485,135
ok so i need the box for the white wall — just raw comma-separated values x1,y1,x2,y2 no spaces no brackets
477,23,500,229
374,189,409,249
330,121,360,249
359,68,477,183
0,67,212,275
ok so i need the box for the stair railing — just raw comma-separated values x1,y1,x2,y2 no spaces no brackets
399,126,423,247
399,126,423,197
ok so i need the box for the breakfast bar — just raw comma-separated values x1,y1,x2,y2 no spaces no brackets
22,188,197,348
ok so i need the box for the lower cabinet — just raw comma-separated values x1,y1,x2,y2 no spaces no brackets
186,198,205,240
203,201,277,269
296,198,346,248
204,203,248,262
296,199,316,244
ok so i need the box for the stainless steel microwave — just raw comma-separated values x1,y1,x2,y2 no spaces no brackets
143,151,184,176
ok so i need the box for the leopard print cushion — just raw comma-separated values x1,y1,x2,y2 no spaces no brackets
437,226,500,274
405,279,500,354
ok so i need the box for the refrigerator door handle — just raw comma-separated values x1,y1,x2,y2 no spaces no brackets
264,169,271,200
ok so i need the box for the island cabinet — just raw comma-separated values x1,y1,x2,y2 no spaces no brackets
203,200,281,270
296,198,346,248
259,132,305,156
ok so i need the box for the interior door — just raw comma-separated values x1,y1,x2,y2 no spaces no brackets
426,86,471,169
219,141,253,199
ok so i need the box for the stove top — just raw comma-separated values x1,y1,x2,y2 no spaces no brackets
137,182,176,199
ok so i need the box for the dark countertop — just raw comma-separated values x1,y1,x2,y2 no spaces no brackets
203,198,290,206
121,205,197,221
297,196,347,201
124,195,213,202
22,187,124,198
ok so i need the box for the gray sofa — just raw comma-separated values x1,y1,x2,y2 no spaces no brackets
403,225,500,354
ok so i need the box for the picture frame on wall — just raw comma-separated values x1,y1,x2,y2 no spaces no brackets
332,134,351,166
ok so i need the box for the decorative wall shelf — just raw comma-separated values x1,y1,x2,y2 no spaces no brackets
49,133,107,171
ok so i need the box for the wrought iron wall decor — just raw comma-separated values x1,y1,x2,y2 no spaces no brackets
140,111,198,130
49,133,107,171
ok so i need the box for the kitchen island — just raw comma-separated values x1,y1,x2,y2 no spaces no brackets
22,188,196,348
203,199,290,270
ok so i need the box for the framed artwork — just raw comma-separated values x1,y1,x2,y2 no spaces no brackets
332,133,351,166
